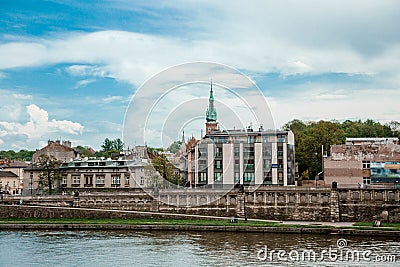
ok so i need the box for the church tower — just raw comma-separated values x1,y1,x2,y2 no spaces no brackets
205,81,218,135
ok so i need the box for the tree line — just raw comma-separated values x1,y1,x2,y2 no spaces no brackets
282,119,400,181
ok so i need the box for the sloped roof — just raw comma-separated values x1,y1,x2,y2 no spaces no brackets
0,171,19,178
0,160,29,168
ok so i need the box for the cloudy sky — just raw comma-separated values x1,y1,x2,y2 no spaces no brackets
0,1,399,150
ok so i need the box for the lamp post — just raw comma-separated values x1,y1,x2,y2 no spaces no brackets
30,172,33,196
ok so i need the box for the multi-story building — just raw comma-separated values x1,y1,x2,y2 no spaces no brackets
23,158,149,195
58,158,147,193
0,160,28,194
324,137,400,187
0,171,20,195
31,140,79,163
187,84,296,187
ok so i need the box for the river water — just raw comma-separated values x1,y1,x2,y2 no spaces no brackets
0,230,398,266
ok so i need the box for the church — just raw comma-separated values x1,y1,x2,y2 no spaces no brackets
181,83,296,187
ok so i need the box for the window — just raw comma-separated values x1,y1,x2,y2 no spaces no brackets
96,176,105,184
112,175,120,185
62,176,67,184
247,136,254,143
215,160,222,169
234,172,240,183
243,172,254,182
243,146,254,156
13,181,16,187
362,161,371,169
264,159,270,169
199,172,207,182
264,173,272,184
244,159,254,170
234,146,239,157
363,177,371,185
125,176,130,185
72,176,80,184
277,134,286,143
140,176,144,185
214,172,222,182
216,147,223,157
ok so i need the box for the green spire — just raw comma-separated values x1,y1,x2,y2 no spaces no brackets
206,81,217,122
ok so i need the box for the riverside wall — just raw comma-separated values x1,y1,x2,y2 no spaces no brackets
1,187,400,222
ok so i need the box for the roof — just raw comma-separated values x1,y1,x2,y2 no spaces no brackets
0,160,29,168
0,171,19,178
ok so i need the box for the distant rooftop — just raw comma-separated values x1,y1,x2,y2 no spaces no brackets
345,137,399,145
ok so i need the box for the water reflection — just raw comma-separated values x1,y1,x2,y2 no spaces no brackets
0,231,398,266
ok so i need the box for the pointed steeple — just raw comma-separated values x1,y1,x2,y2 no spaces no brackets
180,130,186,154
206,80,217,122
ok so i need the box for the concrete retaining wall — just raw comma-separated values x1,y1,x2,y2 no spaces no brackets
2,187,400,222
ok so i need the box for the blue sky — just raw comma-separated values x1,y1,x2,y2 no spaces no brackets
0,1,399,150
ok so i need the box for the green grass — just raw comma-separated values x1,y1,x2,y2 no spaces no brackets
352,221,400,230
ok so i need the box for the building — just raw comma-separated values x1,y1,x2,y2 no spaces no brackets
31,140,79,163
0,160,28,194
0,171,20,194
23,158,149,195
324,137,400,187
58,158,147,193
186,84,296,187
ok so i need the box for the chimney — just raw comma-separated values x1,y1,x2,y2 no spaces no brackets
62,140,71,148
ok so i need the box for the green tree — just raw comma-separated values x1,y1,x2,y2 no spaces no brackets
167,141,182,154
37,155,62,195
101,138,114,151
113,138,124,151
101,138,124,154
151,154,182,186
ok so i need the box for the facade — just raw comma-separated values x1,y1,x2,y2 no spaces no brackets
23,158,149,195
324,137,400,187
0,160,28,194
58,158,147,193
187,85,296,187
31,140,79,163
0,171,20,194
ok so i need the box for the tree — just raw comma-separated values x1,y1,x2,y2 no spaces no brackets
151,154,183,186
37,155,62,195
101,138,124,153
167,141,182,154
114,138,124,151
101,138,114,151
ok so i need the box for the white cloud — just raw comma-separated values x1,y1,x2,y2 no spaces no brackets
66,64,109,78
11,93,33,100
102,95,124,103
0,24,399,87
74,79,96,89
268,87,400,128
0,104,84,149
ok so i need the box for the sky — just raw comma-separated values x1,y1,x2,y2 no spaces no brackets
0,0,399,150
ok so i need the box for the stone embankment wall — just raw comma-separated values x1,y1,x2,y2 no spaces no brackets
2,187,400,222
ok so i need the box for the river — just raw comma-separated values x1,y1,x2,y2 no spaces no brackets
0,231,398,266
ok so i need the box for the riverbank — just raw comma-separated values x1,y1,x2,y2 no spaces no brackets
1,218,400,237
